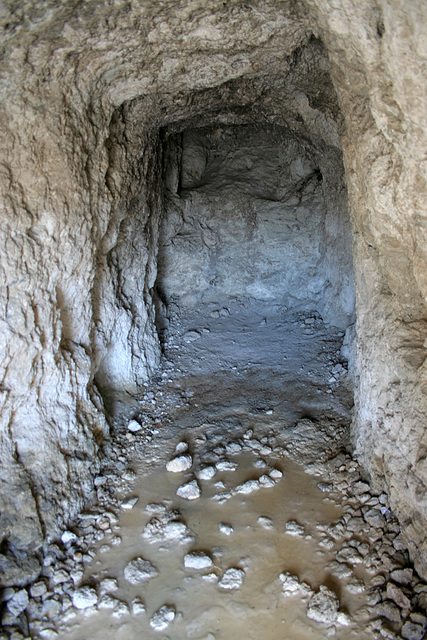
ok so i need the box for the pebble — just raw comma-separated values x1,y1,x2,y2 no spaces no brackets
150,605,176,631
121,496,139,509
131,598,146,615
61,531,77,545
306,585,339,624
30,582,47,598
401,622,425,640
6,590,29,617
99,578,118,595
218,522,234,535
258,516,274,529
167,454,192,473
235,479,260,495
176,479,201,500
285,520,305,536
218,568,245,590
175,441,189,454
72,587,98,610
197,465,216,480
280,572,313,597
184,551,214,571
128,419,142,432
215,459,237,472
124,557,159,584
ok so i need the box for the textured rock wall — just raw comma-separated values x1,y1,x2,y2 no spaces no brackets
159,125,355,330
0,0,426,581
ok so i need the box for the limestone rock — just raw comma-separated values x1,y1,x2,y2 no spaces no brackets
123,558,159,584
306,586,339,624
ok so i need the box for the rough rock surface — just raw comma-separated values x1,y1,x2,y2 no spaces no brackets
0,0,426,584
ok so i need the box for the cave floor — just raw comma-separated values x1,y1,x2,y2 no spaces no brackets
18,303,427,640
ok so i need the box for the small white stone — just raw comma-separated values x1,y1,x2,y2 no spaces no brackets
218,522,234,535
177,479,201,500
124,557,159,584
98,595,119,610
175,441,189,454
111,601,129,618
6,589,29,616
121,496,139,509
269,468,283,479
128,419,142,432
258,516,274,529
131,598,146,615
167,454,193,473
202,573,219,583
285,520,305,536
197,465,216,480
72,586,98,610
61,530,77,545
99,578,118,596
216,459,237,472
235,479,260,495
184,551,213,571
218,568,245,590
39,630,58,639
258,475,275,487
337,611,351,626
150,605,176,631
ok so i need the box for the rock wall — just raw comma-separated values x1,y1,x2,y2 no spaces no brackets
0,0,426,581
159,125,355,330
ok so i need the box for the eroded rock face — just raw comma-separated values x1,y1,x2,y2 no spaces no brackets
0,0,426,582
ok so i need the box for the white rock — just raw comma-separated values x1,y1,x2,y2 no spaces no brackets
131,598,146,615
280,572,313,597
128,419,142,432
150,605,176,631
269,468,283,479
285,520,305,536
202,573,219,583
99,578,118,595
72,586,98,610
61,530,77,545
184,551,213,571
197,465,216,480
337,611,351,626
167,454,192,473
258,474,275,487
215,459,237,472
39,630,58,639
142,513,195,544
7,589,29,616
177,479,201,500
258,516,274,529
121,496,138,509
218,568,245,590
175,441,189,454
306,586,339,624
218,522,234,535
98,595,119,610
111,601,129,618
235,479,260,495
124,557,159,584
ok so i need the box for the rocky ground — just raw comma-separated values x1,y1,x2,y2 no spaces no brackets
1,301,426,639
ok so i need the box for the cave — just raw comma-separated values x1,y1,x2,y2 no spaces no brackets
0,1,426,639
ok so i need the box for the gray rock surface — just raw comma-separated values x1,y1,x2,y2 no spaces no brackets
0,0,425,585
